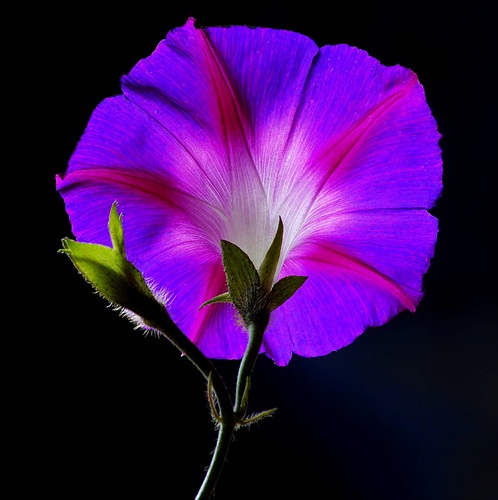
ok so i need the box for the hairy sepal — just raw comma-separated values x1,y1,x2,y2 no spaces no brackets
59,202,163,319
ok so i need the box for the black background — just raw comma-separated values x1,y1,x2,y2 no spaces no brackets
26,1,498,499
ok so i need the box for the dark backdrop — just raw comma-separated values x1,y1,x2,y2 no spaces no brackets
27,1,498,499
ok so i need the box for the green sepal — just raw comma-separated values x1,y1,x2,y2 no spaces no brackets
268,275,308,312
220,239,262,323
108,202,125,255
202,220,307,324
59,202,159,316
258,217,283,294
199,292,232,310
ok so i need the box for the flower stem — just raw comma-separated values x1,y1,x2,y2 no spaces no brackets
234,314,269,417
195,412,236,500
144,307,236,499
144,306,269,498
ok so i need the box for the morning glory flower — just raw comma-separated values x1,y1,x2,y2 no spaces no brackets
56,18,442,366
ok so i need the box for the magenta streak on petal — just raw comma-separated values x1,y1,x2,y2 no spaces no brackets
197,28,277,267
188,262,228,345
198,28,266,196
119,79,234,213
318,77,416,180
302,240,417,311
56,167,227,221
56,168,172,201
197,30,248,153
278,74,418,237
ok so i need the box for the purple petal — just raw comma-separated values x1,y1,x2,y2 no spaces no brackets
265,253,411,366
263,210,438,366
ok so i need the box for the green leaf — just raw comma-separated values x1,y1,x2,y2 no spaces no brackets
268,275,308,312
220,240,261,323
258,217,283,293
199,292,232,309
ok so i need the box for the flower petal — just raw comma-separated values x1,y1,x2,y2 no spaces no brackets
121,18,277,268
264,239,419,367
261,207,439,366
270,45,441,258
202,22,318,197
56,95,227,249
144,242,249,360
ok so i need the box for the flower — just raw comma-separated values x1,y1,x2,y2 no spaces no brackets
56,17,442,366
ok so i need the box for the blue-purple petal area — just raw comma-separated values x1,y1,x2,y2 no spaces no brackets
307,210,439,296
301,66,442,216
268,45,441,252
261,209,438,366
264,243,419,366
56,95,232,246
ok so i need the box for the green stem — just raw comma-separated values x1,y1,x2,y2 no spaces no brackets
144,307,235,499
234,314,269,416
195,412,236,500
144,305,269,498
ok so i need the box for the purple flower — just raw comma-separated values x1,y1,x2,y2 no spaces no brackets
56,18,442,366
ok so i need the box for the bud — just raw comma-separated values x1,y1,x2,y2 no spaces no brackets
59,202,164,320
